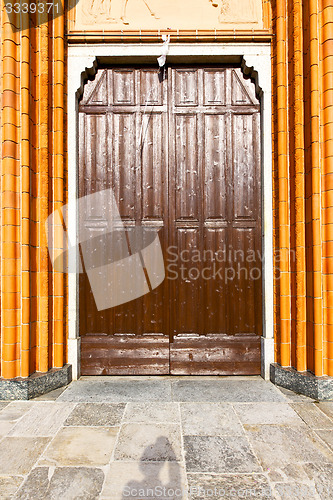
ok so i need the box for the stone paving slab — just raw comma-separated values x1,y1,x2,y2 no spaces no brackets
269,463,310,482
14,467,105,500
187,473,273,499
183,435,262,473
114,424,183,462
180,403,244,436
58,377,287,403
302,462,333,500
101,461,188,499
123,402,180,424
316,402,333,420
8,402,75,437
245,425,333,469
42,426,119,466
0,402,33,422
273,482,320,500
291,403,333,429
0,437,50,475
172,379,287,402
0,476,24,497
0,421,15,438
33,386,68,401
315,429,333,452
65,403,125,427
233,402,305,426
58,379,172,402
275,386,316,403
303,461,333,477
0,378,333,499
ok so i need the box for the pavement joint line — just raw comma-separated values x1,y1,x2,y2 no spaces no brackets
312,429,333,455
105,400,128,496
178,401,190,500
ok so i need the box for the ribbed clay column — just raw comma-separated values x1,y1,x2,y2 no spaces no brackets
276,0,292,367
1,7,21,378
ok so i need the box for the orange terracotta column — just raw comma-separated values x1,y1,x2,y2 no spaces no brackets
1,6,21,379
321,0,333,375
1,6,68,383
309,0,324,376
291,0,307,372
271,0,333,396
52,1,65,369
36,8,50,374
276,0,291,367
20,6,32,378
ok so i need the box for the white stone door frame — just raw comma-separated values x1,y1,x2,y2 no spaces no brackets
67,42,274,380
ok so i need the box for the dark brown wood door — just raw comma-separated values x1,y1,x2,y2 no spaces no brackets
79,66,262,375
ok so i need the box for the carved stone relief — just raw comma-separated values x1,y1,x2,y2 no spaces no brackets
73,0,263,31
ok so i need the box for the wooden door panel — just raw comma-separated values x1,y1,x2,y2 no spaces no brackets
140,69,164,105
204,69,226,105
112,69,136,105
169,67,261,374
79,113,110,337
172,228,201,335
170,334,261,375
204,114,227,220
232,114,257,220
79,68,169,375
174,69,199,106
202,228,228,335
174,114,199,220
141,113,164,220
81,334,169,375
231,68,258,105
112,113,137,220
229,227,257,334
82,69,108,106
84,114,109,194
79,66,262,376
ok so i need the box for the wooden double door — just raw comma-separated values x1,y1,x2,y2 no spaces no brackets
79,65,262,375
